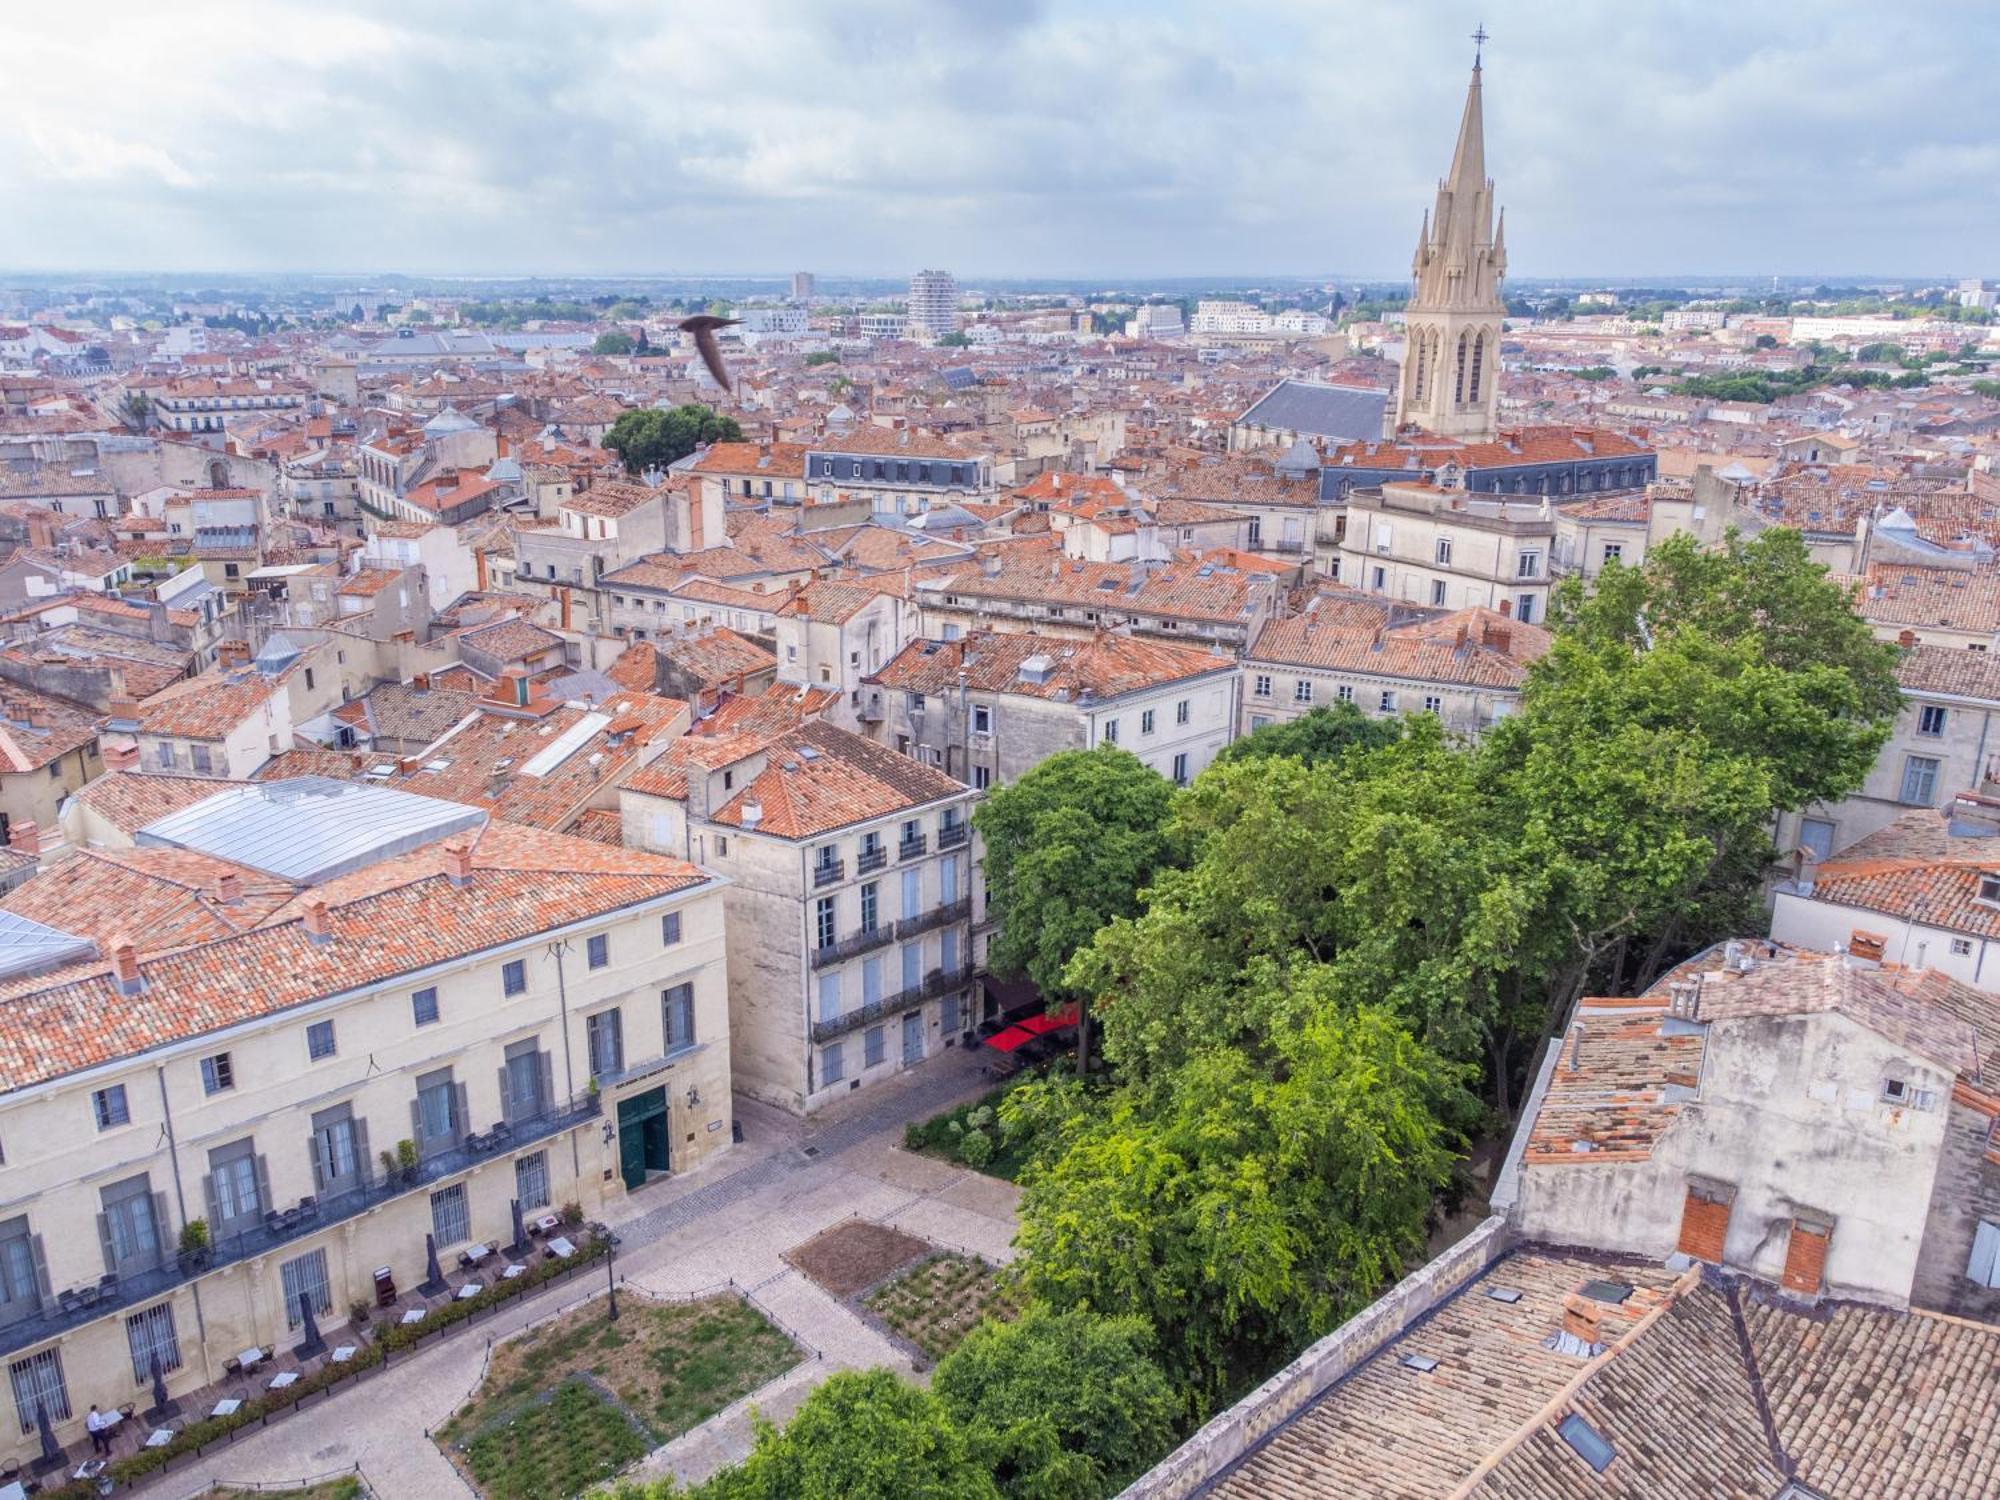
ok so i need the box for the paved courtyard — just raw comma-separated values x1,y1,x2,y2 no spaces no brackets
140,1049,1013,1499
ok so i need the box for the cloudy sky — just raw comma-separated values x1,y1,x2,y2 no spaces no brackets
3,0,1995,281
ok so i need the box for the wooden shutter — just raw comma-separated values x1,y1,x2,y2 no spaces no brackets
96,1212,117,1276
309,1131,328,1194
200,1175,220,1235
1782,1220,1832,1294
253,1156,273,1219
28,1234,52,1306
1966,1220,2000,1289
352,1118,372,1188
409,1098,425,1151
453,1082,470,1143
496,1065,515,1125
538,1052,555,1114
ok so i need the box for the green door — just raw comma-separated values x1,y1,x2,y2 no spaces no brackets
617,1088,668,1191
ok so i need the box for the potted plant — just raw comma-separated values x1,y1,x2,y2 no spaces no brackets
176,1219,211,1272
559,1201,584,1227
395,1138,419,1183
349,1299,371,1328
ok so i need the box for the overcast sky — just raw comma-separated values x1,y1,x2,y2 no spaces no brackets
4,0,1995,281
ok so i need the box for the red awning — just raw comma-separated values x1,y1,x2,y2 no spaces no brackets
982,1025,1037,1052
1016,1005,1079,1037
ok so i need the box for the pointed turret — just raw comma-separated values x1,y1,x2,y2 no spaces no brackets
1443,60,1486,206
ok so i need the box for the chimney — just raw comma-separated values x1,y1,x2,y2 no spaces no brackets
1897,629,1918,648
101,735,140,771
9,821,38,857
436,467,459,490
1454,621,1469,651
412,672,431,693
110,937,144,997
215,870,242,905
1498,599,1513,619
1566,1022,1586,1074
1666,980,1701,1020
1560,1291,1605,1345
217,638,250,670
500,665,531,707
445,843,473,888
303,899,332,945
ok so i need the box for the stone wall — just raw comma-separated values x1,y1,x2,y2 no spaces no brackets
1119,1214,1511,1499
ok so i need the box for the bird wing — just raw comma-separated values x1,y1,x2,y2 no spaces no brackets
691,326,733,393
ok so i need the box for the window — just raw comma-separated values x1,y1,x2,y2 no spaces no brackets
205,1140,263,1233
1379,691,1398,713
972,704,992,735
1430,579,1447,606
1253,673,1273,698
1966,1219,2000,1289
1336,684,1355,703
1515,594,1536,625
190,745,213,775
93,1084,130,1130
862,956,883,1006
1517,551,1542,579
1602,543,1623,565
0,1218,42,1330
822,1042,845,1085
1172,752,1189,786
1435,537,1453,566
515,1151,550,1212
430,1183,471,1247
306,1019,336,1060
1371,565,1386,591
502,1039,548,1124
585,933,609,970
815,844,839,877
415,1069,461,1154
276,1247,333,1335
901,866,922,918
1103,718,1119,744
411,986,439,1027
125,1301,181,1384
940,853,961,905
1952,937,1974,957
1918,704,1948,737
818,972,841,1023
864,1025,886,1068
713,835,728,857
860,881,879,933
664,983,696,1053
1557,1412,1615,1474
200,1052,234,1095
902,941,923,994
661,911,682,946
98,1176,161,1275
1900,756,1941,806
587,1009,623,1079
1678,1180,1734,1262
939,924,960,972
815,896,836,950
10,1347,69,1434
309,1104,363,1197
1293,679,1313,704
973,765,991,789
1141,709,1156,736
1798,818,1836,862
502,958,526,996
1423,695,1443,714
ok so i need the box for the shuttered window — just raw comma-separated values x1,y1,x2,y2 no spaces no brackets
1781,1218,1832,1295
1677,1183,1733,1264
515,1152,550,1212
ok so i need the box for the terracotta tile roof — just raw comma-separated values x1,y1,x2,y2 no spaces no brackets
135,656,307,742
0,685,100,772
624,689,835,800
567,808,624,846
920,537,1273,627
869,628,1233,701
653,627,777,689
251,748,370,782
1860,564,2000,637
69,771,246,837
686,441,807,478
1809,853,2000,947
776,579,892,624
1692,951,1980,1077
709,720,966,838
1249,603,1546,690
808,428,988,461
1,846,295,956
563,478,662,519
815,524,974,573
1525,1002,1704,1164
1834,807,1965,863
0,819,708,1094
1895,641,2000,699
456,617,566,664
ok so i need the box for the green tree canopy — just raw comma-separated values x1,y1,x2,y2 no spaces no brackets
601,405,744,475
974,748,1175,1004
936,330,973,347
1211,702,1401,772
932,1308,1180,1498
1008,1005,1467,1407
593,331,636,355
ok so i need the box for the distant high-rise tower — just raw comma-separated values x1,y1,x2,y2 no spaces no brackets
1394,49,1506,441
791,271,815,301
908,269,960,340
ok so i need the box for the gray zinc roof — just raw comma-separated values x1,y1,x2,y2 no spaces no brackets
1237,379,1389,442
0,910,97,981
136,776,485,884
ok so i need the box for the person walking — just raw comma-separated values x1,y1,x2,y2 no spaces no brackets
85,1404,112,1455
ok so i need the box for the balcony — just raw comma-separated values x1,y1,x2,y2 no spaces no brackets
898,833,928,861
809,964,978,1043
809,922,895,969
0,1094,600,1362
894,896,971,942
812,859,845,888
937,822,969,850
855,846,888,875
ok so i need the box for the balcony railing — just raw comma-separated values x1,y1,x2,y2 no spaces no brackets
810,964,978,1043
894,896,971,942
809,922,896,970
937,823,969,850
812,859,845,888
856,847,888,875
0,1094,601,1361
898,834,928,861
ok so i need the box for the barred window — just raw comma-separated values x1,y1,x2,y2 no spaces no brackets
515,1151,550,1212
431,1183,470,1248
9,1346,68,1434
278,1248,331,1331
125,1302,181,1384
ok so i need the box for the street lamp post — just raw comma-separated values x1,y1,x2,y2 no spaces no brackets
606,1237,618,1322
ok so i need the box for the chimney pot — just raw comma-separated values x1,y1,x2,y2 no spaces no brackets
445,843,473,887
303,899,332,944
215,871,242,905
1561,1291,1604,1345
110,936,143,995
101,736,140,772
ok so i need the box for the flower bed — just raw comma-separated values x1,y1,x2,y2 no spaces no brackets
862,1252,1018,1365
460,1378,648,1500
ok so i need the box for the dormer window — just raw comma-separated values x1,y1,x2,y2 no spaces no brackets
1979,873,2000,907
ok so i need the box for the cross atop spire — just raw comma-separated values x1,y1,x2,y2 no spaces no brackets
1471,23,1489,68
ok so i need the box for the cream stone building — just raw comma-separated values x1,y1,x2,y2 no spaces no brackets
1336,479,1556,624
620,720,978,1115
0,779,731,1466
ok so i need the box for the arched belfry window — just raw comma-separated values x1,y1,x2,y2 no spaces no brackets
1467,332,1486,404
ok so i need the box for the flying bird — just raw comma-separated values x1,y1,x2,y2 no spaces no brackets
678,315,741,393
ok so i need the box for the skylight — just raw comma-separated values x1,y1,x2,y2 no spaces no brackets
1557,1413,1616,1473
1399,1354,1439,1373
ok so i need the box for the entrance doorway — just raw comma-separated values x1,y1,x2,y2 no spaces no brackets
616,1087,670,1191
901,1010,924,1066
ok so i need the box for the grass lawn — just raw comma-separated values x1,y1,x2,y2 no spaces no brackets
208,1482,365,1500
863,1253,1019,1365
461,1380,647,1500
902,1086,1042,1180
437,1292,800,1495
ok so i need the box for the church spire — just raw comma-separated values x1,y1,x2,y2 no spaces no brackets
1443,57,1485,208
